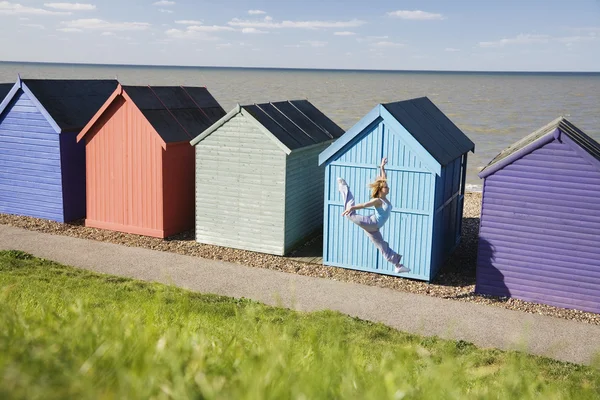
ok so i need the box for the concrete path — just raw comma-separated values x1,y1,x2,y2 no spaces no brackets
1,224,599,365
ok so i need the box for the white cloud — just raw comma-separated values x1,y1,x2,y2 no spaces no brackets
187,24,234,32
301,40,327,47
175,20,202,25
479,34,550,48
101,31,114,35
0,1,71,15
371,41,404,48
216,42,232,48
57,27,81,32
158,9,172,13
153,0,174,5
228,17,365,29
387,10,445,20
248,9,265,15
44,3,96,11
334,31,355,36
22,23,45,29
445,47,460,52
61,18,151,31
357,35,388,43
242,27,267,34
556,35,599,45
165,28,219,40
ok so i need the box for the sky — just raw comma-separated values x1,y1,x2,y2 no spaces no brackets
0,0,599,71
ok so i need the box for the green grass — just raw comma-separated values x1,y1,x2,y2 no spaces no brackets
0,250,598,400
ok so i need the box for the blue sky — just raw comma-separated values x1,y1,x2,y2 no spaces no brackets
1,0,599,71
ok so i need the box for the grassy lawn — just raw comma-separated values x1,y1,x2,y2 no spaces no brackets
0,250,598,399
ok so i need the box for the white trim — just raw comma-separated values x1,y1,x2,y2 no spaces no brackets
189,104,241,146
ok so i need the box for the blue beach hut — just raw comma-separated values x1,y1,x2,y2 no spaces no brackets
0,77,118,222
318,97,475,281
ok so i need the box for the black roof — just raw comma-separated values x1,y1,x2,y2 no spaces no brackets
382,97,474,166
0,83,13,101
241,100,344,151
482,117,600,174
123,85,225,143
22,79,118,132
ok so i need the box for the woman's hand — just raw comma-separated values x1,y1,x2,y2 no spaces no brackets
342,206,354,216
380,157,387,168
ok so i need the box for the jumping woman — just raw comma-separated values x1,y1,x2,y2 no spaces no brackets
338,157,410,274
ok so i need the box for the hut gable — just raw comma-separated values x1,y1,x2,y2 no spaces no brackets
191,100,344,152
333,113,428,172
479,117,600,178
79,85,226,145
319,98,474,175
476,117,600,314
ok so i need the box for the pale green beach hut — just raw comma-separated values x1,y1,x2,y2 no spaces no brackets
190,100,344,255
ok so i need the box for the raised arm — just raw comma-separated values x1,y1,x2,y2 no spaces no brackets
342,198,382,216
379,157,387,180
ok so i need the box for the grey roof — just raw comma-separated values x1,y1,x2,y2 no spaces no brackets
481,117,600,174
0,83,12,101
123,85,225,143
382,97,474,166
241,100,344,151
22,79,118,132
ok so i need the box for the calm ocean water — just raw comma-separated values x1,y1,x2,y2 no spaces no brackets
2,61,599,190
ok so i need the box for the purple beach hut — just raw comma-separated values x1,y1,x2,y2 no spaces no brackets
475,117,600,313
0,78,118,223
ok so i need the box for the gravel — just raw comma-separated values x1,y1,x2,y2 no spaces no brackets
1,191,599,325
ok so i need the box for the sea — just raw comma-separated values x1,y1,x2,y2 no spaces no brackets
1,61,599,191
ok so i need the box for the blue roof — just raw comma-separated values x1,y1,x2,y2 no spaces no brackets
319,97,474,167
124,85,225,143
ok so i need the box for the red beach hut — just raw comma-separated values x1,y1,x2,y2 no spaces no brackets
77,84,225,238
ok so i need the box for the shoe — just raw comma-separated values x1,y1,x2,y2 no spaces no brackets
337,177,347,186
395,264,410,274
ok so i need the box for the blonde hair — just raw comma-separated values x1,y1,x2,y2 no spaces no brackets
369,177,387,198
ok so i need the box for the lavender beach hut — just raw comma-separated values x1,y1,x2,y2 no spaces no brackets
0,78,117,222
476,117,600,313
319,97,475,281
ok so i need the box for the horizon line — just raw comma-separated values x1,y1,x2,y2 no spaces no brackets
1,60,599,75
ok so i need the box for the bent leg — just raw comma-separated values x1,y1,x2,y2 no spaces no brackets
365,230,402,266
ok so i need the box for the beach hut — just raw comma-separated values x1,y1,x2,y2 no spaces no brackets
190,100,344,255
476,117,600,313
0,78,118,222
318,97,475,281
76,84,225,238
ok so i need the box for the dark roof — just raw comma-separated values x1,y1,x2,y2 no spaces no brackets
0,83,13,101
241,100,344,151
382,97,474,166
123,85,225,143
22,79,118,132
481,117,600,175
